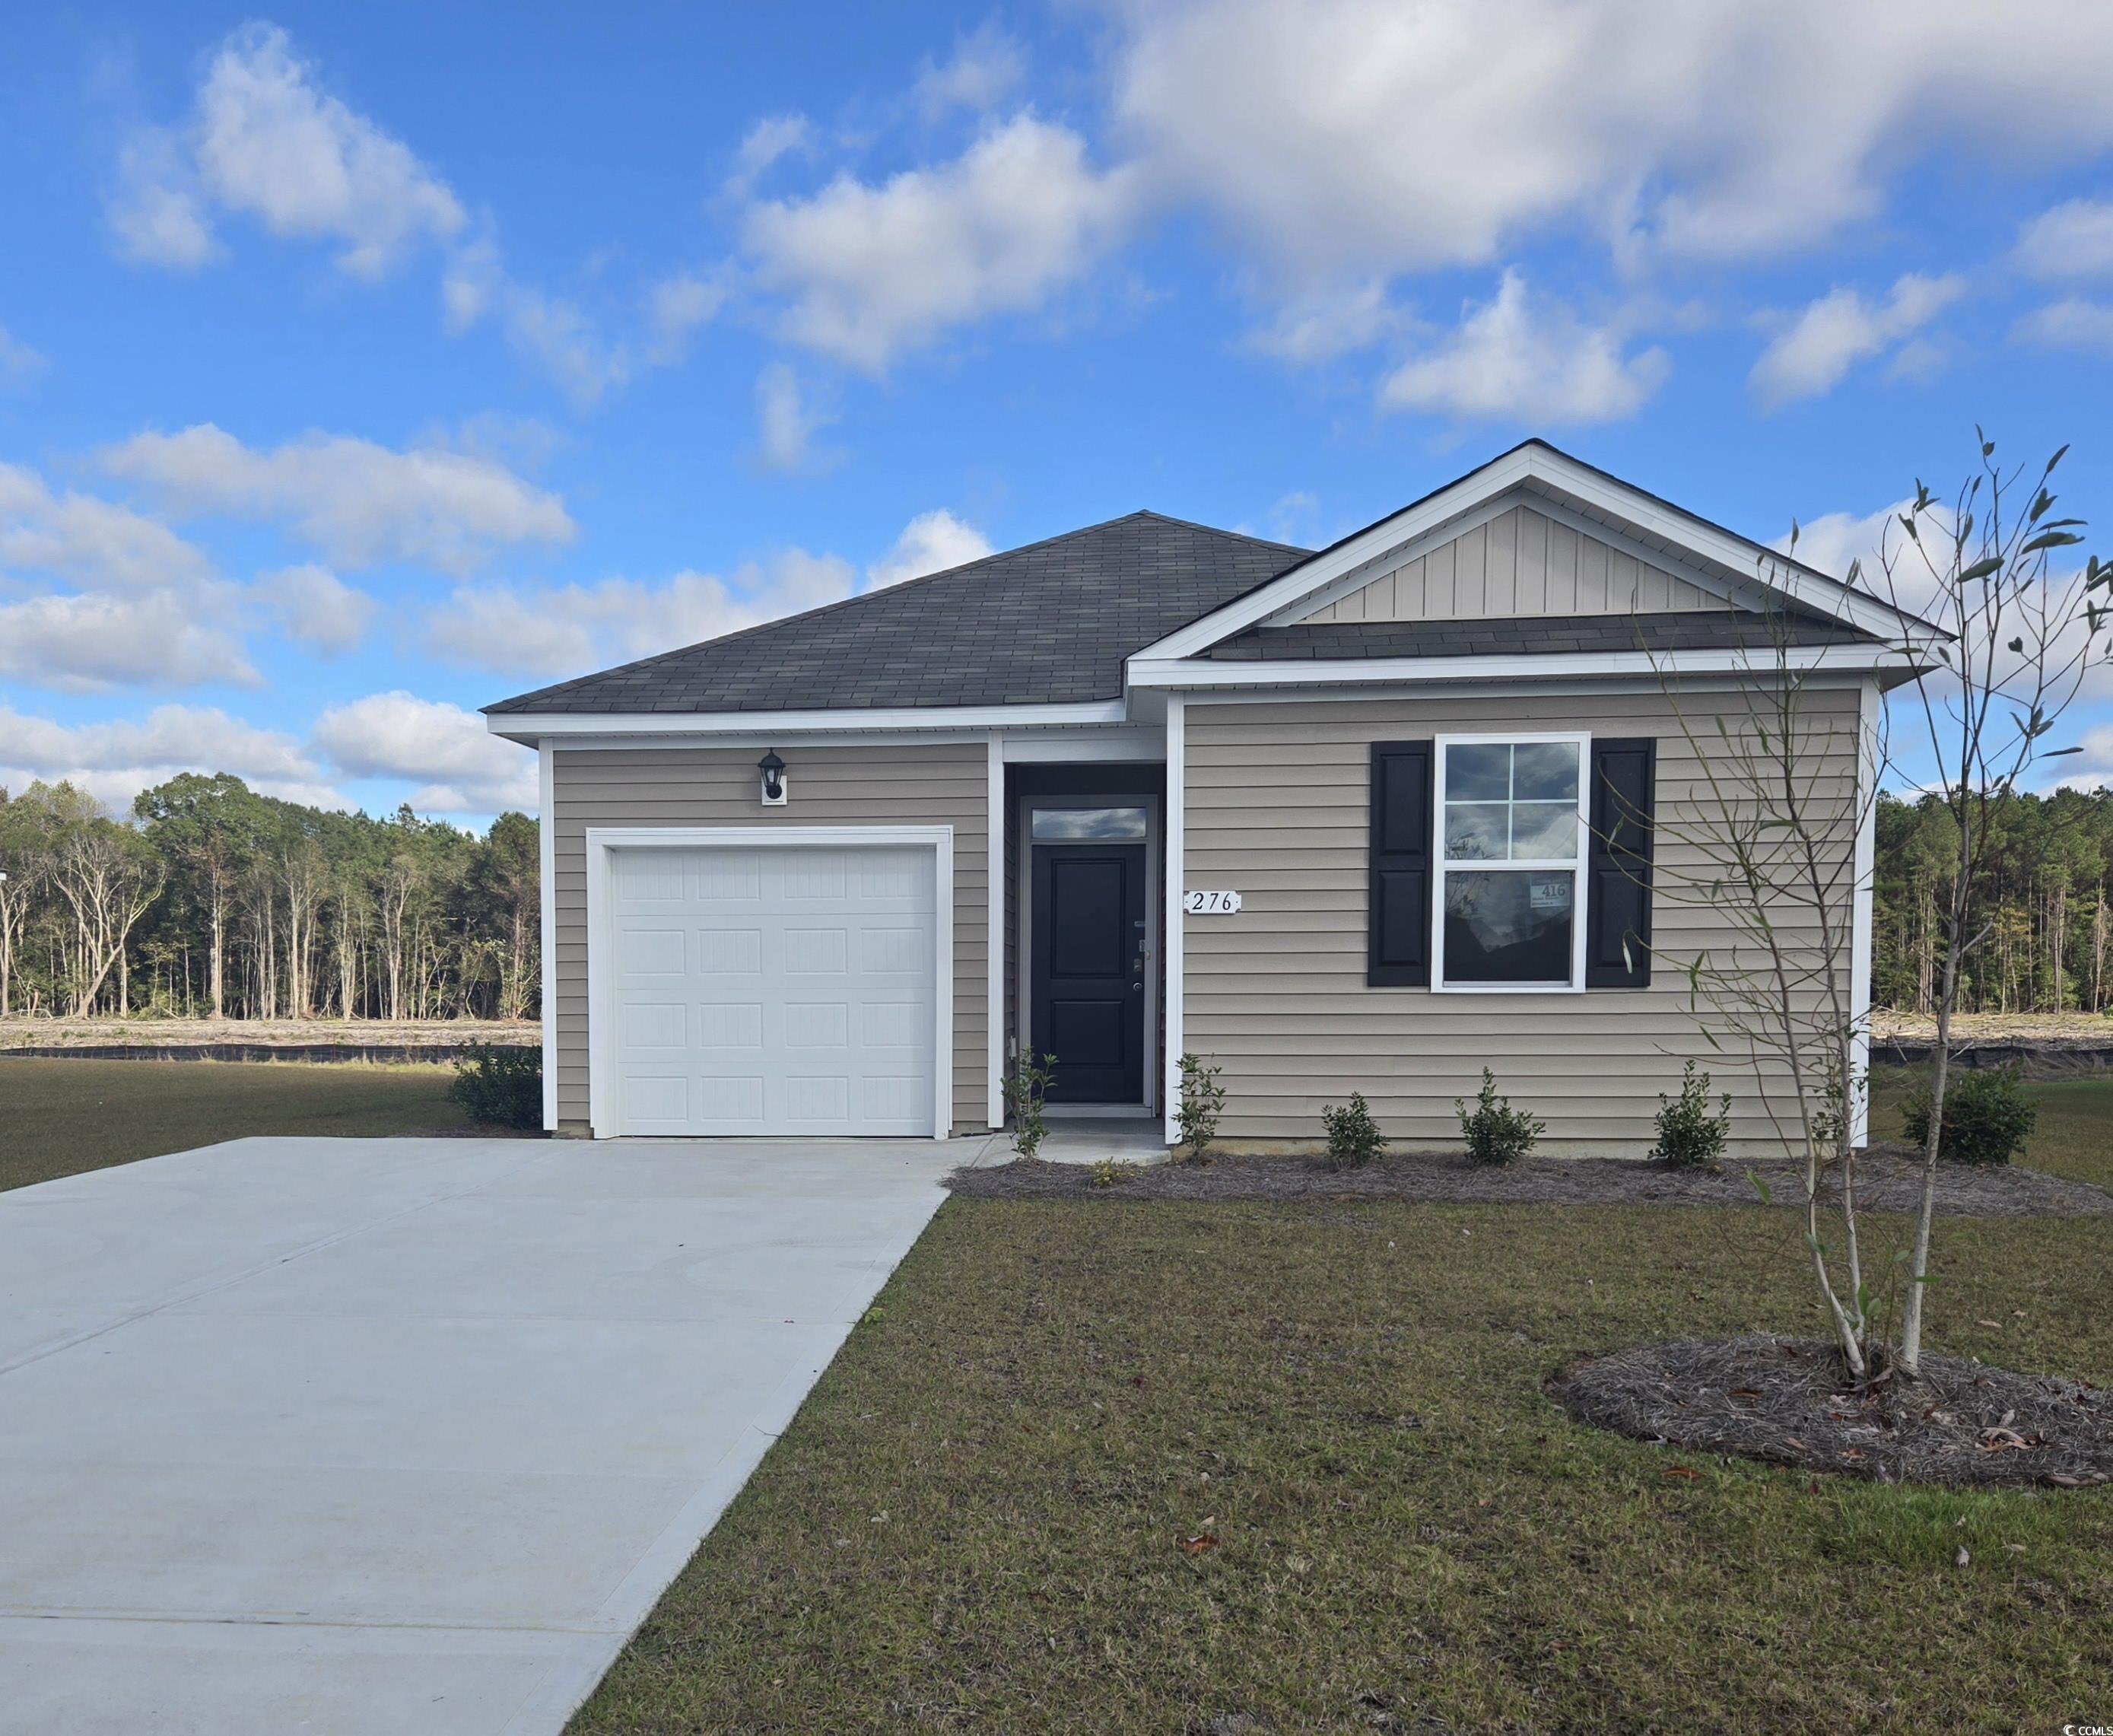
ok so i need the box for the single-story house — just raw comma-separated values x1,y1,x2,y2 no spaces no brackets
485,440,1935,1155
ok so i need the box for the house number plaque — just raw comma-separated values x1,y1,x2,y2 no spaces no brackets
1183,889,1242,914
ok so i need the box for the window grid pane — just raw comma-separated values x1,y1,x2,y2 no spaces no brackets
1440,741,1582,866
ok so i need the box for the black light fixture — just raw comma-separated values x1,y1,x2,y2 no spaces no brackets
758,749,787,805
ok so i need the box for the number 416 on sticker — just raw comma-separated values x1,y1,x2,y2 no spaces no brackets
1183,889,1242,914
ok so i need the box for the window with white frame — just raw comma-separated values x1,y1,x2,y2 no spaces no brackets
1434,735,1588,990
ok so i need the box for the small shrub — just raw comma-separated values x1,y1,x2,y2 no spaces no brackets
1321,1091,1387,1170
448,1042,542,1130
1649,1060,1732,1170
1088,1157,1139,1188
1456,1067,1543,1166
1900,1064,2037,1167
1002,1050,1057,1161
1174,1051,1227,1164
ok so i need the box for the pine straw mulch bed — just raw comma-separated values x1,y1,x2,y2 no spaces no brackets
1549,1334,2113,1488
948,1144,2113,1217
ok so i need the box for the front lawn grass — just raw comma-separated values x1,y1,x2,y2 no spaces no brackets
576,1194,2111,1734
0,1057,470,1192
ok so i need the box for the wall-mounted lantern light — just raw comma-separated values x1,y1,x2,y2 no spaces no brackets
758,749,787,806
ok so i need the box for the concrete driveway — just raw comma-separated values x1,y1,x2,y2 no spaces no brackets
0,1134,966,1734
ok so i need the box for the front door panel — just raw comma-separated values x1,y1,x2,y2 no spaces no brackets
1031,842,1146,1103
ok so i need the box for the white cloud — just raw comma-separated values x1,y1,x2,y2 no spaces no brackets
755,362,835,472
742,113,1141,370
111,24,464,278
252,563,374,653
1245,280,1406,363
0,326,45,386
726,114,812,198
100,423,574,571
866,509,993,590
106,131,220,269
2013,296,2113,354
1777,502,1906,592
0,702,338,809
0,461,249,693
312,691,537,815
0,590,256,692
2054,723,2113,793
1378,270,1667,424
647,270,727,364
1750,273,1965,408
425,549,859,678
1104,0,2113,278
2016,197,2113,280
0,461,215,593
913,25,1025,121
440,238,638,405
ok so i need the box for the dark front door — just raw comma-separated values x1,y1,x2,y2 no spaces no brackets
1031,842,1147,1103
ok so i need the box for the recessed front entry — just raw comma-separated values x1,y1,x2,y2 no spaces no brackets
1031,840,1147,1103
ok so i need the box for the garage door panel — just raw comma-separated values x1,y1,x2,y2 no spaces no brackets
623,1076,691,1127
696,928,761,975
608,843,938,1137
616,927,684,977
781,927,848,975
693,855,761,900
694,1003,761,1048
619,1003,687,1049
783,1002,850,1048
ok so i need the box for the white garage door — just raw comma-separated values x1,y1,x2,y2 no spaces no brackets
608,844,939,1137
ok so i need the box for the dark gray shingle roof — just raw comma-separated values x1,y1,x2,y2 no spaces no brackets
485,511,1310,715
1204,611,1878,662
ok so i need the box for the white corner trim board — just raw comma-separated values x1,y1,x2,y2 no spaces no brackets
1851,677,1879,1148
539,739,558,1131
1162,695,1186,1146
986,734,1006,1130
583,825,955,1140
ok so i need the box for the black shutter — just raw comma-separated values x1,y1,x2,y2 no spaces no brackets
1368,740,1434,987
1586,737,1655,988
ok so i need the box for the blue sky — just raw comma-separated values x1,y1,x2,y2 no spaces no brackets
5,1,2113,822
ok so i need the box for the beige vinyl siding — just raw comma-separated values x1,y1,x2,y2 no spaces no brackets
549,741,990,1134
1301,504,1727,624
1182,689,1862,1156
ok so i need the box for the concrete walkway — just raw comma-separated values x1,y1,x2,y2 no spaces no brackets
0,1135,963,1734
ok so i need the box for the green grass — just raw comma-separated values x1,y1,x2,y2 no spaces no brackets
0,1057,471,1191
577,1197,2112,1731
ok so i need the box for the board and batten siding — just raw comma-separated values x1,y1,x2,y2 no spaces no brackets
1181,689,1863,1156
1300,504,1727,625
548,741,990,1134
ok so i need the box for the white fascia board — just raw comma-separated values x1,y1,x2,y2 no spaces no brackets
486,698,1128,745
1129,643,1924,692
1130,444,1935,666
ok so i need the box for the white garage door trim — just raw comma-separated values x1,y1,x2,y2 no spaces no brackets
584,825,955,1140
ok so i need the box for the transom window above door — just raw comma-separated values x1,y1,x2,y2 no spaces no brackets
1031,806,1149,841
1435,736,1587,992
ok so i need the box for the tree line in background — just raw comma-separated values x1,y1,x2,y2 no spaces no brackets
0,774,538,1022
1873,785,2113,1016
1,770,2109,1026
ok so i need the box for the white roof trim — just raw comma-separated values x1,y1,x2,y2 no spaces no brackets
1129,642,1922,692
1130,443,1932,666
486,698,1128,743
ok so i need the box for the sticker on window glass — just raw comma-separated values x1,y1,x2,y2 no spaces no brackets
1528,878,1571,911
